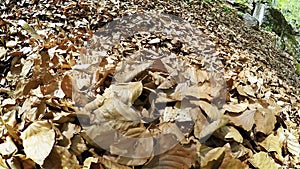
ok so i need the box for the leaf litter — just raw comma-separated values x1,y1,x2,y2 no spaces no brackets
0,0,299,168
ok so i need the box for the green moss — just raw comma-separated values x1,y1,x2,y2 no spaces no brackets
222,5,233,13
296,63,300,75
263,25,273,32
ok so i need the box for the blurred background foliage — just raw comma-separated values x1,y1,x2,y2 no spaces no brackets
272,0,300,31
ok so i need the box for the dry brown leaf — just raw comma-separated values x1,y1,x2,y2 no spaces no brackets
285,129,300,157
214,126,243,143
249,152,280,169
42,146,80,169
254,108,276,135
200,146,225,168
171,83,212,101
144,135,197,169
83,157,98,169
103,81,143,105
61,74,72,98
223,102,248,113
20,121,55,165
198,118,228,142
219,144,248,169
92,98,141,122
109,127,153,165
260,127,285,158
21,59,33,77
237,85,255,97
98,156,131,169
194,100,222,121
0,47,6,59
114,61,153,83
227,109,256,131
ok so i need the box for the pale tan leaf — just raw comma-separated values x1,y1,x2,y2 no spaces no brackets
285,129,300,157
198,118,228,142
223,102,248,113
194,100,222,120
18,20,42,40
214,126,243,143
159,122,185,142
109,127,153,165
21,60,33,77
98,156,131,169
70,135,88,156
83,157,98,169
92,98,141,122
200,146,225,168
249,152,280,169
6,41,17,47
148,38,160,44
0,137,17,156
103,81,143,105
0,155,9,169
143,136,197,169
237,85,255,97
227,109,255,131
171,83,212,101
260,127,285,156
254,108,276,134
0,47,6,59
219,144,248,169
42,146,80,169
20,121,55,165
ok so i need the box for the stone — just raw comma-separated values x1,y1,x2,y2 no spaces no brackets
243,13,259,30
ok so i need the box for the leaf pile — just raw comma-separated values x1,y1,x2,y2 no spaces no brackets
0,0,299,168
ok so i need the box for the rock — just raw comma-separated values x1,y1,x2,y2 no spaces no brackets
243,13,259,30
252,2,266,26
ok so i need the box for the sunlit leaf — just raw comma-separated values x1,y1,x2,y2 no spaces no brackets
249,152,280,169
20,121,55,165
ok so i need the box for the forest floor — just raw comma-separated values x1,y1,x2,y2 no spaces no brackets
0,0,300,168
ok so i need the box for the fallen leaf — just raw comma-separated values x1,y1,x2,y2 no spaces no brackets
285,129,300,157
20,121,55,165
254,108,276,135
249,152,280,169
227,109,255,131
144,135,197,169
214,126,243,143
223,102,248,113
0,136,17,156
200,146,225,168
61,74,72,98
0,47,7,59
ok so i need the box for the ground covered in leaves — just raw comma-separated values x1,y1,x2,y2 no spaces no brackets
0,0,300,168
